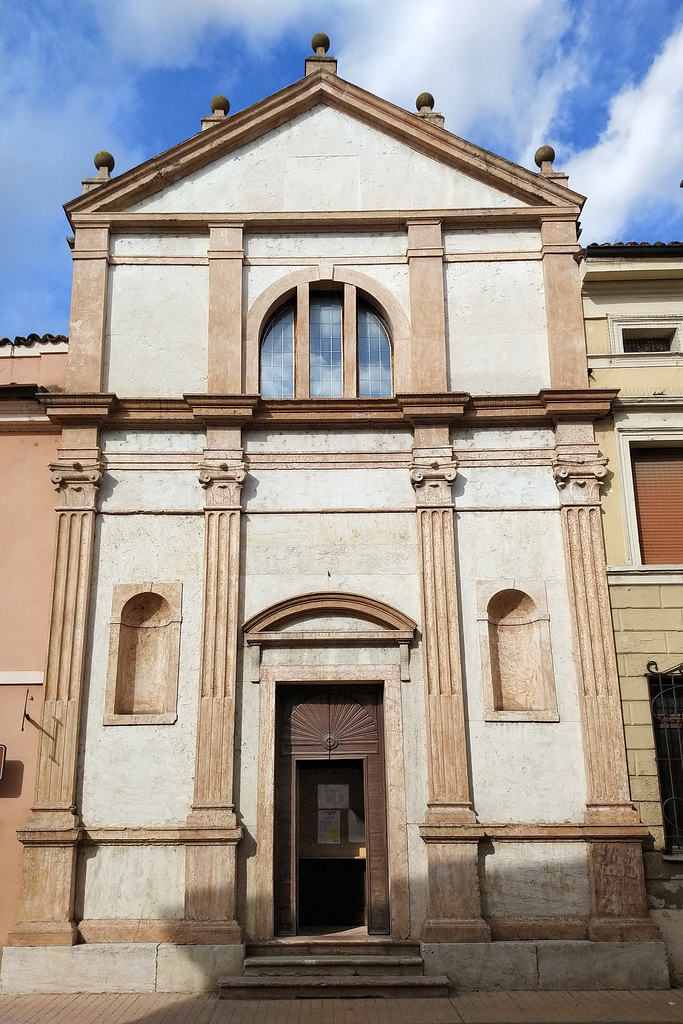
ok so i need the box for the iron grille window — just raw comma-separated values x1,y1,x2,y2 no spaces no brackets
647,662,683,853
622,327,675,353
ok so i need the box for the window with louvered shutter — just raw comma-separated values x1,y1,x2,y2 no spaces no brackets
632,448,683,564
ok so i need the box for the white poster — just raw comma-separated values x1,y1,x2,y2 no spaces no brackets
318,809,341,843
348,809,366,843
318,784,349,809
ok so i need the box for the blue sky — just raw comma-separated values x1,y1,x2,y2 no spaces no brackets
1,0,683,338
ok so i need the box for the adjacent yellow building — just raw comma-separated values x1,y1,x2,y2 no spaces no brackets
583,241,683,981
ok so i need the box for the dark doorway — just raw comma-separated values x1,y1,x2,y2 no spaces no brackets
297,759,366,928
275,685,389,935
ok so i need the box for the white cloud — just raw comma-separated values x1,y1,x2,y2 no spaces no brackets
566,20,683,241
337,0,580,162
86,0,341,66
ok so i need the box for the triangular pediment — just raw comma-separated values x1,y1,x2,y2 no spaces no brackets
65,72,584,219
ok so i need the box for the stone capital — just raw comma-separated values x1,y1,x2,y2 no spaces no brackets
49,462,102,509
552,456,607,505
199,464,247,509
410,459,458,507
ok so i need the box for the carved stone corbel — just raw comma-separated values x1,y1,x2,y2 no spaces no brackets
410,459,458,507
552,456,607,505
50,462,102,509
198,463,247,509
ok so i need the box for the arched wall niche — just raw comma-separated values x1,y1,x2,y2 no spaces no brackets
245,266,411,395
104,582,183,725
476,580,558,722
243,591,417,684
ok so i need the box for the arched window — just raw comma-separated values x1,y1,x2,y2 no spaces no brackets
260,303,295,399
357,303,391,398
259,286,392,399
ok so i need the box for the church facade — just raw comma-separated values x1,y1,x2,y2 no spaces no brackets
0,39,670,993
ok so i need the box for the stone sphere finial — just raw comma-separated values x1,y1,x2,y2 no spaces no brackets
312,32,330,54
416,92,435,112
211,95,230,114
534,145,555,168
94,151,115,172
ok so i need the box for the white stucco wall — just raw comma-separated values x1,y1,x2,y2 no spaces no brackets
245,232,407,259
241,511,419,620
110,235,208,257
454,465,558,508
101,431,206,453
130,106,522,214
456,508,586,823
78,846,185,920
481,842,591,917
244,429,413,453
452,427,554,451
80,514,204,827
243,468,414,511
444,227,541,254
104,265,208,397
99,470,203,512
445,260,550,394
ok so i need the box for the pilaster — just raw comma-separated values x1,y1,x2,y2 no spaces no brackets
8,459,101,945
208,225,244,393
553,442,659,942
407,221,447,392
411,448,490,943
185,454,245,941
541,219,588,389
66,227,109,391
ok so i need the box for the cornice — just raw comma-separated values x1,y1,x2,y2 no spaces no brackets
539,388,619,421
69,206,582,234
41,390,620,430
64,73,583,222
38,393,115,425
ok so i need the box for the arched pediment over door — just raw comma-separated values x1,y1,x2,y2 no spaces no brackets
243,591,417,683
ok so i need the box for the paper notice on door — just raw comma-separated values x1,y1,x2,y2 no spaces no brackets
318,809,341,844
347,809,366,844
317,784,349,809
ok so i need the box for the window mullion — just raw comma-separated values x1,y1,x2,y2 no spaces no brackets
295,283,310,399
343,284,356,399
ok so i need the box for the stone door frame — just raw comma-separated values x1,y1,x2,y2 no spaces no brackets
254,663,410,940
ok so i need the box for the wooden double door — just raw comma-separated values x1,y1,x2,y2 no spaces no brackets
275,685,390,934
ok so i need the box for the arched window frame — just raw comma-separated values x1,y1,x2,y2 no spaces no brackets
258,281,393,400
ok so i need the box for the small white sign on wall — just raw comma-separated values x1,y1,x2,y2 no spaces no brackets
318,809,341,844
318,784,349,809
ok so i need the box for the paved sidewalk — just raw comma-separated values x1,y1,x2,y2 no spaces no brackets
1,991,683,1024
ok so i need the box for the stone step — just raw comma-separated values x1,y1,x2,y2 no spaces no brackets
244,954,424,977
218,974,450,1000
247,939,421,958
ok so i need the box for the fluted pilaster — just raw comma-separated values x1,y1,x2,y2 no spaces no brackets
9,462,101,946
412,454,489,943
554,454,659,942
184,462,245,940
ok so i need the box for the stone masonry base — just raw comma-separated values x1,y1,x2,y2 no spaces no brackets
0,941,670,994
423,941,670,991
